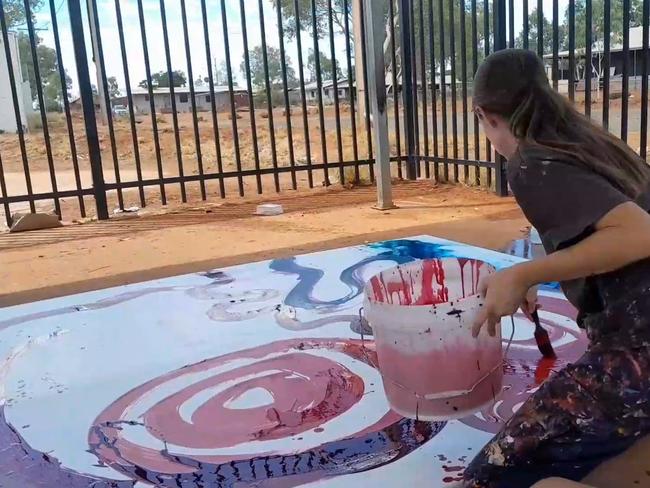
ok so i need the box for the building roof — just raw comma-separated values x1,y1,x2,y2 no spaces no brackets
130,85,246,95
545,26,644,58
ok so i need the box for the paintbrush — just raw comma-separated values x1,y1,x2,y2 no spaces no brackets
531,308,556,359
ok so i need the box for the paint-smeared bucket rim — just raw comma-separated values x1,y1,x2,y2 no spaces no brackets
363,257,495,309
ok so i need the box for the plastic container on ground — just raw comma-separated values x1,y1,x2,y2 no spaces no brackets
363,258,503,421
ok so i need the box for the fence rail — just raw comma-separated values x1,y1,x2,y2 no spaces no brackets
1,0,650,226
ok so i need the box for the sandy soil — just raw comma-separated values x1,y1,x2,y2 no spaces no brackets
0,182,526,306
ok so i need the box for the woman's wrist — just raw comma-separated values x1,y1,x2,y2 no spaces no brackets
510,261,542,289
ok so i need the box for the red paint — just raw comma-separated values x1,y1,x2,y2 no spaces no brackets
370,276,385,303
534,357,558,385
417,259,449,305
89,339,404,473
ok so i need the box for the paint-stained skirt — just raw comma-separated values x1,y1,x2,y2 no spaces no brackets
463,339,650,488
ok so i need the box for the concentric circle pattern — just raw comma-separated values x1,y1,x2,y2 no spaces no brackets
89,339,445,487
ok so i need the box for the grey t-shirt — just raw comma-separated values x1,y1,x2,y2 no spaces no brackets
508,144,650,338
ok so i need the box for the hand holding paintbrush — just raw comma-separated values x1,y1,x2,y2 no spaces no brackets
521,286,556,359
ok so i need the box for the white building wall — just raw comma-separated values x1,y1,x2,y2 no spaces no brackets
132,92,233,115
0,32,33,133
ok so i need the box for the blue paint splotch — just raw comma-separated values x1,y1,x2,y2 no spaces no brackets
270,239,462,311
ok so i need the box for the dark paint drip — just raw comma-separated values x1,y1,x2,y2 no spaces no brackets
87,339,447,487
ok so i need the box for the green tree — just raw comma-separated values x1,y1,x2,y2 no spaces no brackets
272,0,350,40
3,0,43,28
515,8,566,55
240,45,297,88
17,33,72,111
307,49,343,82
107,76,120,99
138,70,187,88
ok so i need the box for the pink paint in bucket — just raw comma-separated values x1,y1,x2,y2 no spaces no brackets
363,258,503,421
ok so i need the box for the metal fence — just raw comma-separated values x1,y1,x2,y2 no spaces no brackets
0,0,649,226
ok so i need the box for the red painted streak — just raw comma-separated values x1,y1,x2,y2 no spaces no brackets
534,357,558,385
417,259,449,305
89,339,399,474
370,276,385,303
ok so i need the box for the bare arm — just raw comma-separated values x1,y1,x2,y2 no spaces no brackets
516,202,650,287
473,202,650,336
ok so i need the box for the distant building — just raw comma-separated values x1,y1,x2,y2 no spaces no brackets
129,86,248,114
291,78,400,105
0,31,34,133
69,94,102,112
545,26,647,94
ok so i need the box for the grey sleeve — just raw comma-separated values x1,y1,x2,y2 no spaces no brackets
509,158,630,250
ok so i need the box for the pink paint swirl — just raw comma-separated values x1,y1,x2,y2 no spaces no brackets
88,339,445,487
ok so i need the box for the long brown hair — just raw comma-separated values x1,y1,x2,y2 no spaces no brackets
473,49,650,198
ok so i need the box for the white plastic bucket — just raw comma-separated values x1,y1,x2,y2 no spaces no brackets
363,258,503,421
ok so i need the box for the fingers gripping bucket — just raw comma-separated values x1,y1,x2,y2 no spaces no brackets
363,258,503,421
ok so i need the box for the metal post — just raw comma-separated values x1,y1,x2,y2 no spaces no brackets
68,0,109,220
399,0,417,180
86,0,108,125
493,0,509,197
365,0,394,210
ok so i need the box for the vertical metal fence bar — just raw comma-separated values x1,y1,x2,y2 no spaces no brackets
0,0,34,213
0,152,10,226
508,0,514,48
180,0,206,200
23,0,61,216
418,0,430,179
201,0,226,198
449,0,459,182
536,0,543,58
51,0,86,215
471,0,480,186
523,0,529,50
360,0,374,180
409,0,419,176
439,0,449,180
429,0,440,181
115,0,145,208
328,0,344,184
399,0,416,180
641,0,649,159
461,0,469,183
90,0,124,211
68,0,109,220
483,0,492,190
602,0,610,128
494,0,507,196
159,0,186,202
240,0,262,194
310,0,330,185
277,0,298,189
585,0,592,118
568,0,575,102
389,0,402,177
221,0,245,196
136,0,166,203
294,0,314,187
257,0,280,192
552,0,558,91
621,0,630,143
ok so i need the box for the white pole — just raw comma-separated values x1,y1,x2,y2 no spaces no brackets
364,0,394,210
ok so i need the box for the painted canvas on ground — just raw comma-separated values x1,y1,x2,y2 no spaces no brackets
0,236,587,487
